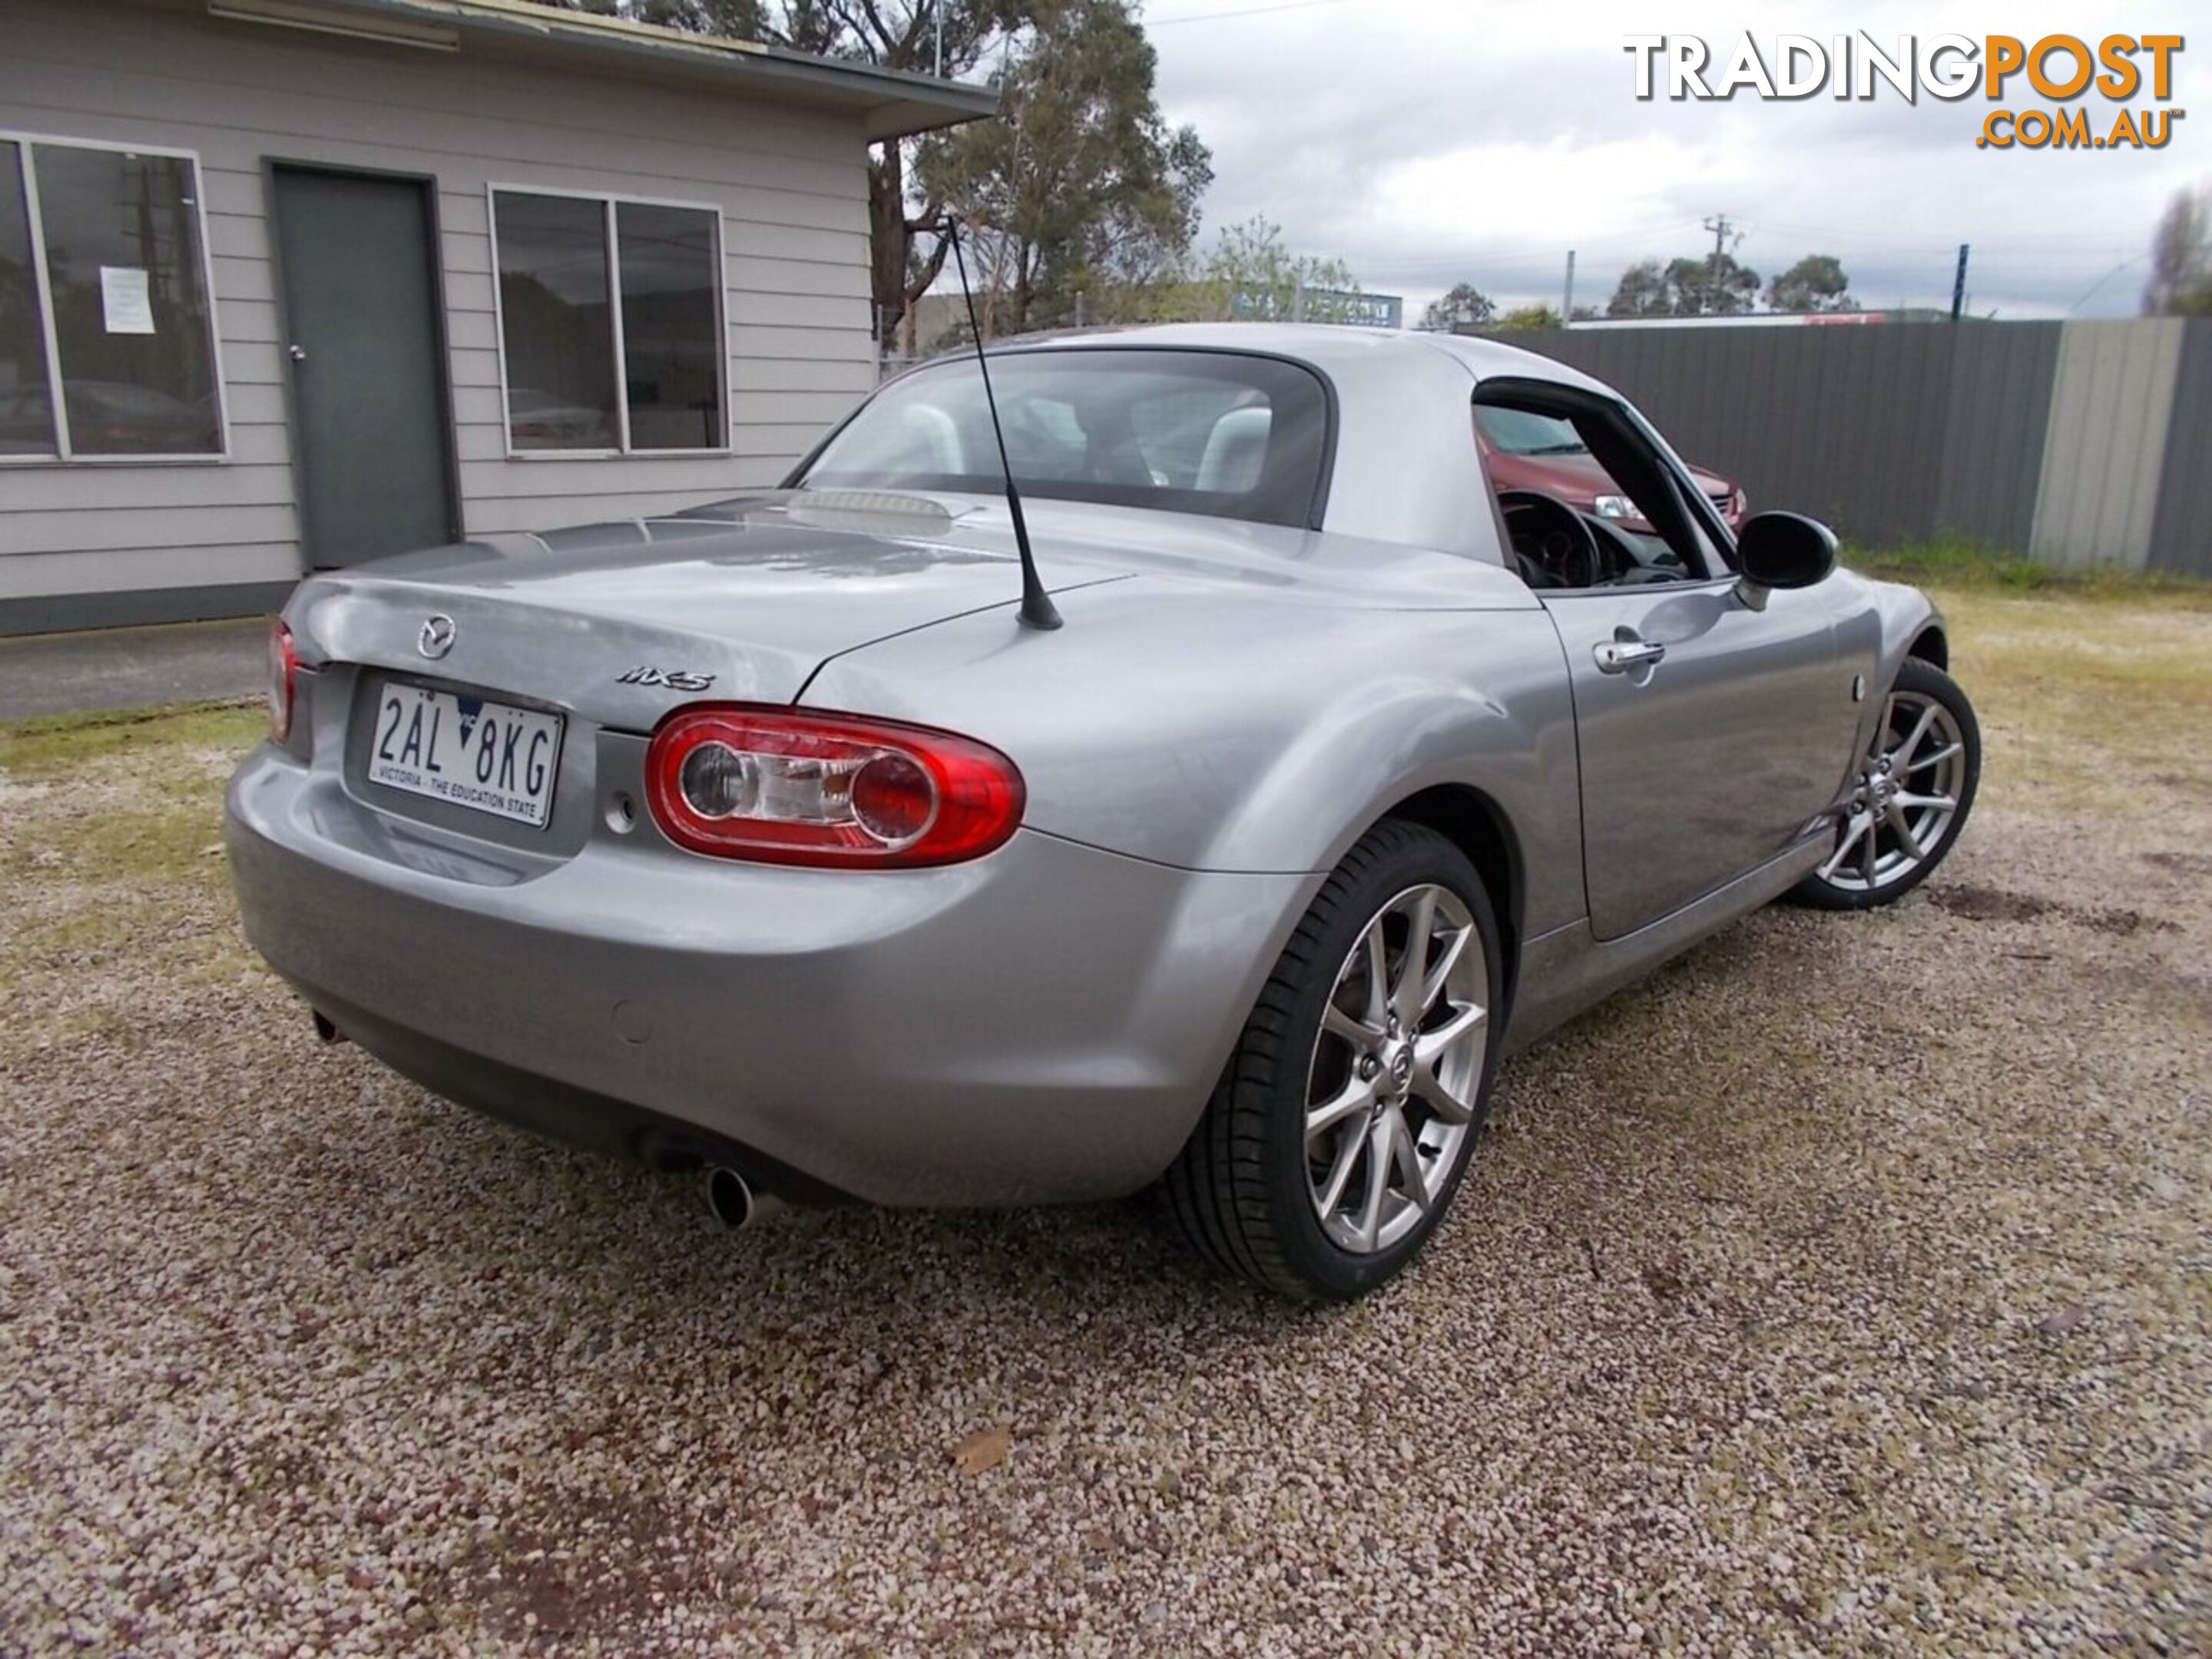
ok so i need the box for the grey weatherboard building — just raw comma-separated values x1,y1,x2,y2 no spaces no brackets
0,0,993,635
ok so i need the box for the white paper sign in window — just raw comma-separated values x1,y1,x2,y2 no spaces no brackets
99,266,156,335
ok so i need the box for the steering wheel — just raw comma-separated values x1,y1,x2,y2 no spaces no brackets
1496,489,1603,590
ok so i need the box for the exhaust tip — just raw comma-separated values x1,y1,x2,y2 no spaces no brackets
701,1164,786,1230
703,1164,754,1230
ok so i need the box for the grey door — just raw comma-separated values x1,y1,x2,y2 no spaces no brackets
1544,581,1860,941
271,167,455,566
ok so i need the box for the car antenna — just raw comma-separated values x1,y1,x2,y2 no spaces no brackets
938,214,1061,631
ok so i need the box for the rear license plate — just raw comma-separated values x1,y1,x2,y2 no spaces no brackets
367,683,564,828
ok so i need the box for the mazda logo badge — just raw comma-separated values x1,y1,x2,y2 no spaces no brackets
418,614,456,660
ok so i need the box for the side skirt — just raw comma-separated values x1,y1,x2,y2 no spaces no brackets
1498,835,1830,1057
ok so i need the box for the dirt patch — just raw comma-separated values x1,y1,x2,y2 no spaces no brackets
2084,908,2182,938
2143,850,2212,879
1930,885,2181,936
1930,885,2056,923
442,1493,722,1647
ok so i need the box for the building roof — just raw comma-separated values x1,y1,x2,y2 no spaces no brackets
200,0,1000,140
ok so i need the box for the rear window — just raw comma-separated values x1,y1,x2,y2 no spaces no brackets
795,349,1332,528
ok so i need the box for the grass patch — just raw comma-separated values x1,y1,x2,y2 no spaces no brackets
1926,583,2212,811
2,796,230,887
0,702,267,1035
1849,535,2212,607
0,699,263,781
0,703,260,886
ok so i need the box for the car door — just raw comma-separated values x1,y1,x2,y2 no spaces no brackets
1475,381,1864,941
1547,575,1860,939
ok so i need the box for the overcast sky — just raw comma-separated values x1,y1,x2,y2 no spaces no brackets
1138,0,2204,319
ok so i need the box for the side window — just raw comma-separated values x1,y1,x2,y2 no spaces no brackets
3,139,227,459
492,188,725,454
1472,384,1727,591
1624,403,1740,571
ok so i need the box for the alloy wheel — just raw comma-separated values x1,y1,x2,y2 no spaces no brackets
1304,884,1488,1254
1819,687,1969,894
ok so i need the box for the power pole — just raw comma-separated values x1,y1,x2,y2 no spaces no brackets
1561,250,1576,326
1950,243,1971,322
1701,214,1737,313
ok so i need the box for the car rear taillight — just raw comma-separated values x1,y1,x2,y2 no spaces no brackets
644,706,1024,868
267,618,300,741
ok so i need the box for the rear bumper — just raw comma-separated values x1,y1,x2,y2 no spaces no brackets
225,743,1310,1206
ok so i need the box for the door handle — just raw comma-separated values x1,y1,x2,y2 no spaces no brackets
1594,632,1667,674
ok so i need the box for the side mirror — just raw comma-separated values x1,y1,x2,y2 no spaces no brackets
1733,512,1837,611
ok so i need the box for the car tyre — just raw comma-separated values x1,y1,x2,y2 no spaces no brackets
1788,657,1981,911
1162,820,1503,1300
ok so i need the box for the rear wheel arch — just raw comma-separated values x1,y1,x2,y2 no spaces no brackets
1164,817,1505,1297
1374,784,1522,1019
1906,625,1949,671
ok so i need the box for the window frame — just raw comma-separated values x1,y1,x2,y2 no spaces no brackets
485,181,730,462
0,128,232,467
1471,378,1737,594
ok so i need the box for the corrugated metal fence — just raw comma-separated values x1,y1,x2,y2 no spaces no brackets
1507,318,2212,575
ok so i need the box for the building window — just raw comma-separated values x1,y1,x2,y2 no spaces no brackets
492,188,725,455
0,135,226,460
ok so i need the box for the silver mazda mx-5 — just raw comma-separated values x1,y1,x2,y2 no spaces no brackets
227,324,1979,1300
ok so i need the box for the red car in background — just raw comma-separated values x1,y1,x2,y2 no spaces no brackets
1475,404,1746,535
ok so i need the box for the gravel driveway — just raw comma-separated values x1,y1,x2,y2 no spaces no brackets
3,591,2207,1657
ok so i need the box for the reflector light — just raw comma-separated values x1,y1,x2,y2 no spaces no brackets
644,707,1023,867
267,618,300,742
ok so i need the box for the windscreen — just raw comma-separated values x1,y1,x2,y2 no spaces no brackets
1475,405,1586,456
796,349,1331,528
